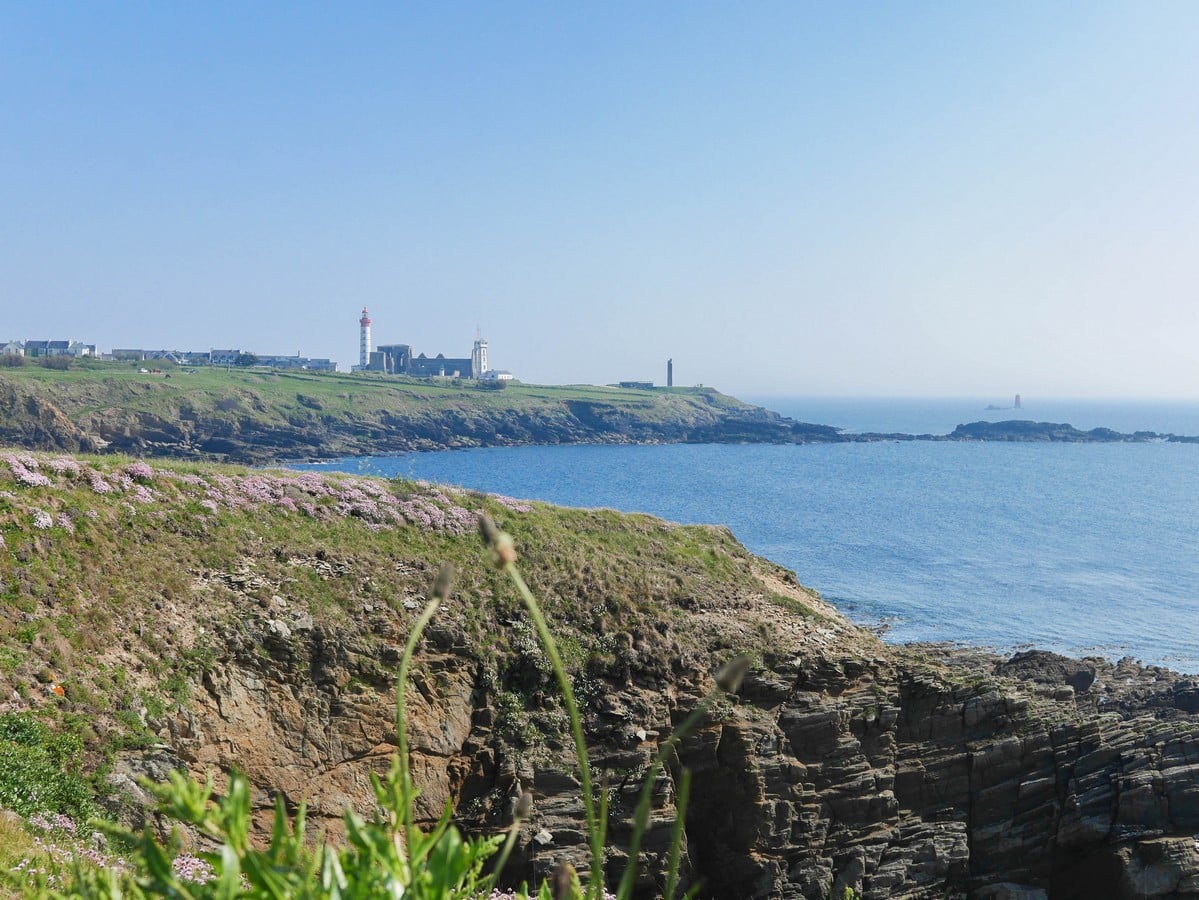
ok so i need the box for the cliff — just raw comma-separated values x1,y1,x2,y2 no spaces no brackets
2,450,1199,898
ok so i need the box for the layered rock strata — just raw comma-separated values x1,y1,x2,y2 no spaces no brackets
131,579,1199,900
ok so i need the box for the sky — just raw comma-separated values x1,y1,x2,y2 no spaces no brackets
2,2,1198,398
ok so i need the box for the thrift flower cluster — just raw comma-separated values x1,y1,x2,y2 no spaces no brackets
490,494,534,513
0,452,515,541
12,814,122,887
12,814,216,886
28,813,77,835
3,454,53,488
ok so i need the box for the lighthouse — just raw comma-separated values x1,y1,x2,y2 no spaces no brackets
471,329,489,379
359,307,372,369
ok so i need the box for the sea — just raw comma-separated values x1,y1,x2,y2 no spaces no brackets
291,397,1199,674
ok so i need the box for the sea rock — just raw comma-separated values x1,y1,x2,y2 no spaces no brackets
995,650,1096,692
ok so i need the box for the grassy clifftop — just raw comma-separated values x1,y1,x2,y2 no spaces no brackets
0,447,849,845
0,361,809,463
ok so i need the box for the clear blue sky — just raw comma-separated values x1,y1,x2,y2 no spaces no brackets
3,2,1197,397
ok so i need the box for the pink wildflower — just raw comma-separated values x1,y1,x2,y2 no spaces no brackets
172,853,216,883
491,494,534,513
4,456,53,488
126,461,155,482
46,457,80,476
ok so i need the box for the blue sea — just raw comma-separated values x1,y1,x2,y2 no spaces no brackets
293,398,1199,674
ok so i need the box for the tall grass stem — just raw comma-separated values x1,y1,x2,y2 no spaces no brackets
502,562,605,900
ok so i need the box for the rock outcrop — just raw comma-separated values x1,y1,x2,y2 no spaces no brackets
153,578,1199,899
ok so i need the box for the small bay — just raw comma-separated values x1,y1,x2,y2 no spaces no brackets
293,398,1199,674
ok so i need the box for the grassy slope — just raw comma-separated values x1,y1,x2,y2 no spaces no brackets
0,447,847,849
0,359,743,418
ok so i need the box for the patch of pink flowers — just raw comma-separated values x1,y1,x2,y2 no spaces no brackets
14,814,132,886
4,455,53,488
125,461,155,482
0,452,490,539
197,469,481,534
46,458,80,476
131,485,156,504
490,494,534,513
29,813,78,835
87,471,113,494
172,853,216,883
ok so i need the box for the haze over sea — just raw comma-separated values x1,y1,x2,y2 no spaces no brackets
296,397,1199,674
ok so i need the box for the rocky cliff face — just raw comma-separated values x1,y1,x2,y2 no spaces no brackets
144,571,1199,900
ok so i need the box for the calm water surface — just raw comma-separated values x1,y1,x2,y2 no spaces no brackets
294,399,1199,673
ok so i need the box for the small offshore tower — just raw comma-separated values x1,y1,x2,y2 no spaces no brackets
667,358,673,387
359,307,372,369
1014,393,1022,410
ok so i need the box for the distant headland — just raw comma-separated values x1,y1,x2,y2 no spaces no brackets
0,360,1195,464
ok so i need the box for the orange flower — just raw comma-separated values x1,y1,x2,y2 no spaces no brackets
52,684,64,697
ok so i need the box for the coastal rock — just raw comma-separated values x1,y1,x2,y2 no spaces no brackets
995,650,1096,692
157,589,1199,899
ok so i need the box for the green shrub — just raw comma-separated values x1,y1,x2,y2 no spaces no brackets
0,713,92,820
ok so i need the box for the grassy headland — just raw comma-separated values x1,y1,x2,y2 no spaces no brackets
0,360,832,464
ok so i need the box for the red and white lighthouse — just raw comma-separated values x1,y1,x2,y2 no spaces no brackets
359,307,372,369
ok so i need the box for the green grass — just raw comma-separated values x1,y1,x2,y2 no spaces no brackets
767,591,828,620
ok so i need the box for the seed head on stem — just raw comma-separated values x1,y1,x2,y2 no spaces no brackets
479,515,517,567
